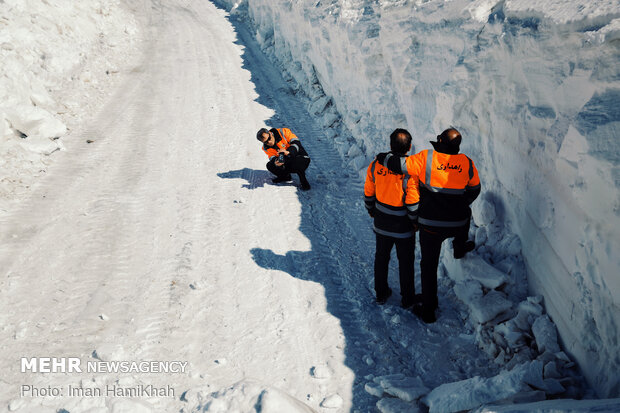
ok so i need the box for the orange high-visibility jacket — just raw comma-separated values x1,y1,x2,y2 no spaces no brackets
364,158,417,238
392,149,480,227
262,128,304,161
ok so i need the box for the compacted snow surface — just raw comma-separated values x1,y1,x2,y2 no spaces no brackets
0,0,619,412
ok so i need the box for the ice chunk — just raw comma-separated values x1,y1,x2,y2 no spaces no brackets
309,95,330,115
494,322,526,348
455,281,512,324
424,371,525,412
472,199,496,226
320,394,343,409
8,399,26,411
501,235,522,256
365,381,384,398
19,135,64,155
424,361,545,413
5,105,66,140
376,397,420,413
520,360,545,390
376,375,429,402
496,390,547,405
321,112,339,128
454,280,483,305
532,315,561,354
517,297,544,317
542,378,566,395
445,255,510,290
469,289,513,324
472,397,620,412
544,361,561,379
512,306,536,331
260,388,319,412
350,155,367,171
310,364,332,379
475,226,488,245
199,380,315,413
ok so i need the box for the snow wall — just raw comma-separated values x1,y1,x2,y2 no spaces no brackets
217,0,620,398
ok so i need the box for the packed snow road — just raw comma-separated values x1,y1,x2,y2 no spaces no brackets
0,1,497,412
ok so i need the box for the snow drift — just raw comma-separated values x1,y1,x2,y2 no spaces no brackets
0,0,140,211
216,0,620,398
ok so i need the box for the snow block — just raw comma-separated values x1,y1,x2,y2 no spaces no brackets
494,321,527,348
445,255,510,290
424,361,542,413
309,95,330,115
320,394,343,409
542,378,566,395
377,397,420,413
454,280,483,304
520,360,545,390
5,105,66,140
472,397,620,412
198,380,316,413
543,361,561,379
455,281,513,324
310,364,332,379
518,297,544,317
374,374,429,402
19,135,64,155
365,381,384,398
472,199,496,226
424,373,523,412
532,315,561,354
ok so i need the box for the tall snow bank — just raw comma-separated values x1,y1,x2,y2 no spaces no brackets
0,0,140,211
216,0,620,398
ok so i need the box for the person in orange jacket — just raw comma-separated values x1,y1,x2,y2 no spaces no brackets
364,129,418,308
256,127,311,190
377,128,481,323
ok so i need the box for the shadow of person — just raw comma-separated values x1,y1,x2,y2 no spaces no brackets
250,248,303,279
217,168,295,190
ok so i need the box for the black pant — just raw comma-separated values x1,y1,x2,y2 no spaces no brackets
374,233,415,305
418,223,469,311
266,155,310,178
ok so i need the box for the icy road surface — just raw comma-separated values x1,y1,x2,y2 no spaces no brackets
0,1,499,412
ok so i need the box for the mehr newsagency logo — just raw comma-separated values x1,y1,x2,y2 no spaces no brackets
21,357,188,374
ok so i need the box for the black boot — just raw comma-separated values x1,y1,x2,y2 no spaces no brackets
272,174,292,183
402,293,421,310
298,172,311,190
453,240,475,259
412,304,436,323
376,287,392,305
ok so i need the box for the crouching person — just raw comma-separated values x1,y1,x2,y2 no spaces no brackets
256,127,311,190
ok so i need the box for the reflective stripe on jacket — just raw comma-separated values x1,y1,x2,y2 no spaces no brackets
403,149,480,227
364,158,417,238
